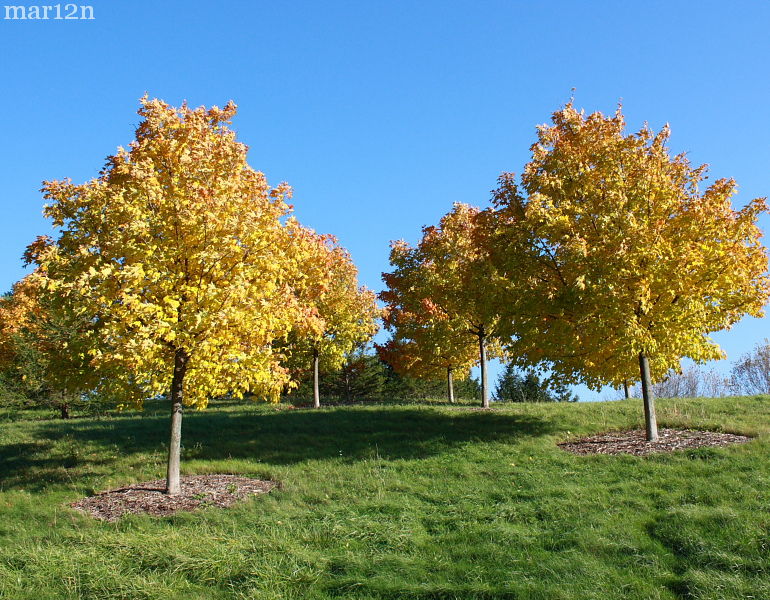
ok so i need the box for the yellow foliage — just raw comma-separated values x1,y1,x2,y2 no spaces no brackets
490,103,770,389
282,222,380,374
28,98,324,408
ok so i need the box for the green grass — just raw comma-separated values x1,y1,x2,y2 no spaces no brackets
1,396,769,599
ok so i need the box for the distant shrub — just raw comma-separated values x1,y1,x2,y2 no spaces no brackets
731,340,770,396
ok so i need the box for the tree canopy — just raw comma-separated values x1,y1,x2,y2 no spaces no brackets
283,224,380,407
0,273,94,417
489,103,769,438
380,203,504,407
26,97,361,492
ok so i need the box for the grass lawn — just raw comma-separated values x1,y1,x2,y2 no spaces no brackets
1,396,769,599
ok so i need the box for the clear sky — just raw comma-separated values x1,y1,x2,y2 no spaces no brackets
1,0,768,400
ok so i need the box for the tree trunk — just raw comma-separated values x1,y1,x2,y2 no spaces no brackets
638,352,658,442
447,367,455,404
344,369,351,403
166,348,189,495
623,380,630,399
312,347,321,409
478,329,489,408
57,390,70,419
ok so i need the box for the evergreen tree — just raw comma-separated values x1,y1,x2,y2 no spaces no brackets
494,363,577,402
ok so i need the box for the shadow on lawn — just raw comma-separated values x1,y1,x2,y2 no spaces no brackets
0,405,554,491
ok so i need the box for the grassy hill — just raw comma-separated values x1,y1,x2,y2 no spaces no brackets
1,396,769,599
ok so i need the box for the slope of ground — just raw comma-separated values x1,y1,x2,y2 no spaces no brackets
0,396,768,599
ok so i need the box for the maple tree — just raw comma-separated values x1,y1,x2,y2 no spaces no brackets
379,235,477,404
0,285,28,378
381,204,503,407
28,98,317,493
377,292,476,403
377,336,473,404
490,103,769,440
0,272,94,417
283,224,380,408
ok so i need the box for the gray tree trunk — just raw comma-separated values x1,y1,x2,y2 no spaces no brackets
478,330,489,408
623,380,631,399
638,352,658,442
344,370,351,403
447,367,455,404
312,347,320,409
166,348,189,495
58,390,70,419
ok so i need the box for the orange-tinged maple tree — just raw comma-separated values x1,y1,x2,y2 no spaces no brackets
378,243,477,402
491,103,769,440
284,223,380,408
381,204,503,407
376,332,475,404
0,282,28,371
0,271,95,417
29,98,316,493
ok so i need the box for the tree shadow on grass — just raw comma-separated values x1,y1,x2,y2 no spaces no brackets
0,439,117,492
0,405,554,491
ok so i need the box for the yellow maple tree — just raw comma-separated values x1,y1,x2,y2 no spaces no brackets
491,103,769,439
29,97,316,493
283,223,380,408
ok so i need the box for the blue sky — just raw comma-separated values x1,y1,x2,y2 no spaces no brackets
1,0,768,400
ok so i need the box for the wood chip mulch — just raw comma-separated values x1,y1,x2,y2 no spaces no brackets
558,428,751,456
70,474,277,521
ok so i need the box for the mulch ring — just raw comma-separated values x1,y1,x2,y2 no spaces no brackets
558,428,751,456
70,474,277,522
